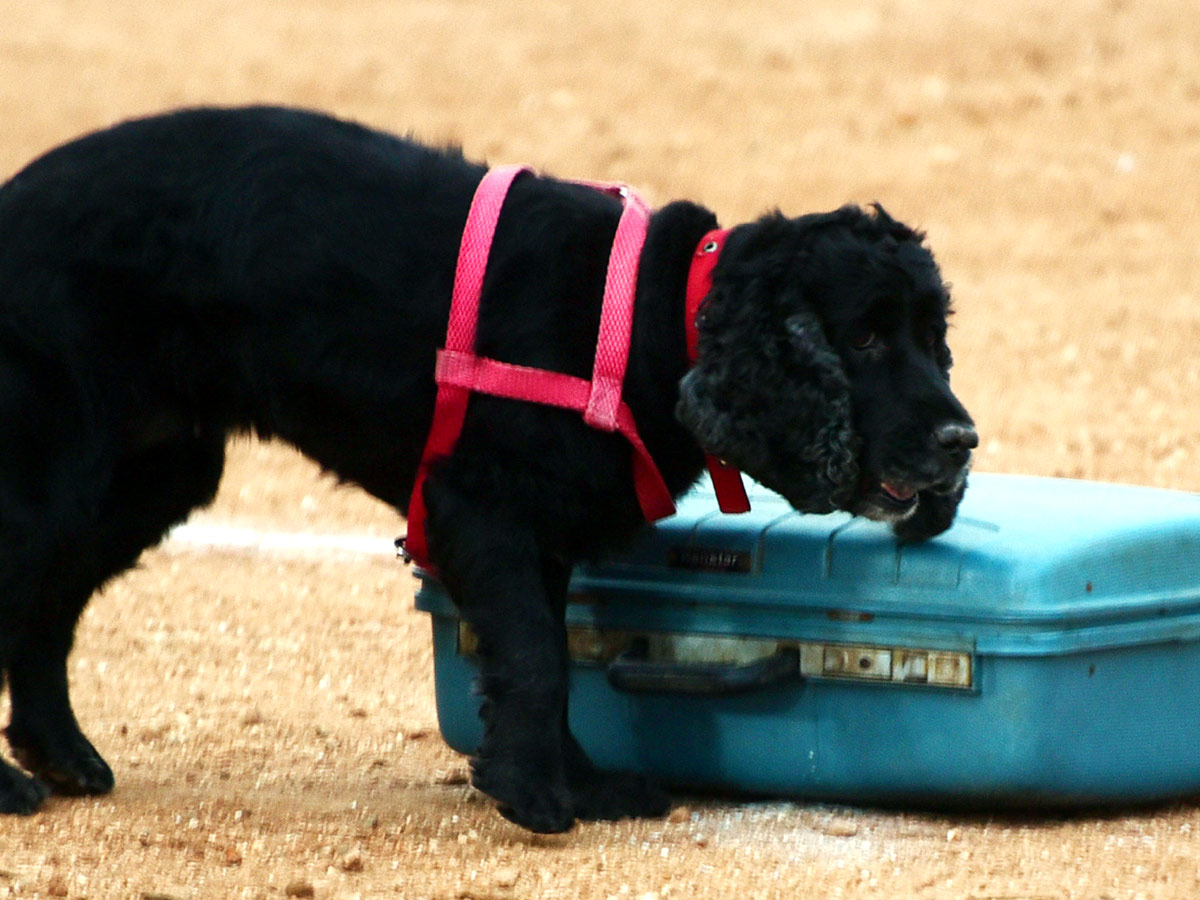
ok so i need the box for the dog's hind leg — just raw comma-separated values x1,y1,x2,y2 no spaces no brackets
4,581,117,797
0,671,49,814
0,346,108,812
4,430,225,799
423,482,577,833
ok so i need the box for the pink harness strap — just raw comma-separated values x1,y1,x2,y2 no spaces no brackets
403,167,676,569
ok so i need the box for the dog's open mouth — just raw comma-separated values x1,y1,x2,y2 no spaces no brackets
856,468,968,524
877,480,919,513
849,476,922,522
848,473,924,522
880,480,916,503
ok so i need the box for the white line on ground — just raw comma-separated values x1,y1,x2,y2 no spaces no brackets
165,521,398,559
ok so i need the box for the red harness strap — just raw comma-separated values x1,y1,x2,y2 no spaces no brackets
685,229,751,514
403,166,676,569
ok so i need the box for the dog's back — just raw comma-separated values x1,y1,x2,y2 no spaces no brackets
1,108,482,501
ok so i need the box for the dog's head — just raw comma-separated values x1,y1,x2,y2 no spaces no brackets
676,204,976,541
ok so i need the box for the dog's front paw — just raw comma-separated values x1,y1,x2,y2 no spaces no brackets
570,770,671,822
470,754,575,834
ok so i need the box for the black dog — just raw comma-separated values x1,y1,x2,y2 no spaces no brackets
0,106,975,832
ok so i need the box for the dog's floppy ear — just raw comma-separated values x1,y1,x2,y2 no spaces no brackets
675,220,860,514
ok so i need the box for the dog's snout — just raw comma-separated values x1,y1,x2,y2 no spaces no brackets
935,422,978,454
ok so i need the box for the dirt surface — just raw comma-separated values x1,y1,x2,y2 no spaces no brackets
3,0,1200,896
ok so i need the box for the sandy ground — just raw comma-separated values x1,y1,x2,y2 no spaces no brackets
3,0,1200,896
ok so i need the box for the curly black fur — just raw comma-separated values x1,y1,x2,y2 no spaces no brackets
677,214,863,513
0,106,974,832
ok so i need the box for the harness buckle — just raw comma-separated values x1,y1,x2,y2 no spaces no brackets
395,535,413,564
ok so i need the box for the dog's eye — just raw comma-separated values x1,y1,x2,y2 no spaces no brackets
852,331,878,351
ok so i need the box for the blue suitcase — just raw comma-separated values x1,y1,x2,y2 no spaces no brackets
414,473,1200,807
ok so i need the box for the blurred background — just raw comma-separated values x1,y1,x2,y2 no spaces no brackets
5,0,1199,514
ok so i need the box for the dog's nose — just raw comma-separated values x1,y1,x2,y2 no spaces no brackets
935,422,978,453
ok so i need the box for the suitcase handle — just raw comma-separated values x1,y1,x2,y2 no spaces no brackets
605,641,801,695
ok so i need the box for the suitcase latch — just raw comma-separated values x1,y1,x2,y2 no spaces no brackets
800,643,972,689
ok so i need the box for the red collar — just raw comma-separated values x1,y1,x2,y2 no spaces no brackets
685,228,727,364
685,229,751,514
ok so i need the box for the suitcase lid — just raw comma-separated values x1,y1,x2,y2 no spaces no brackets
569,473,1200,655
